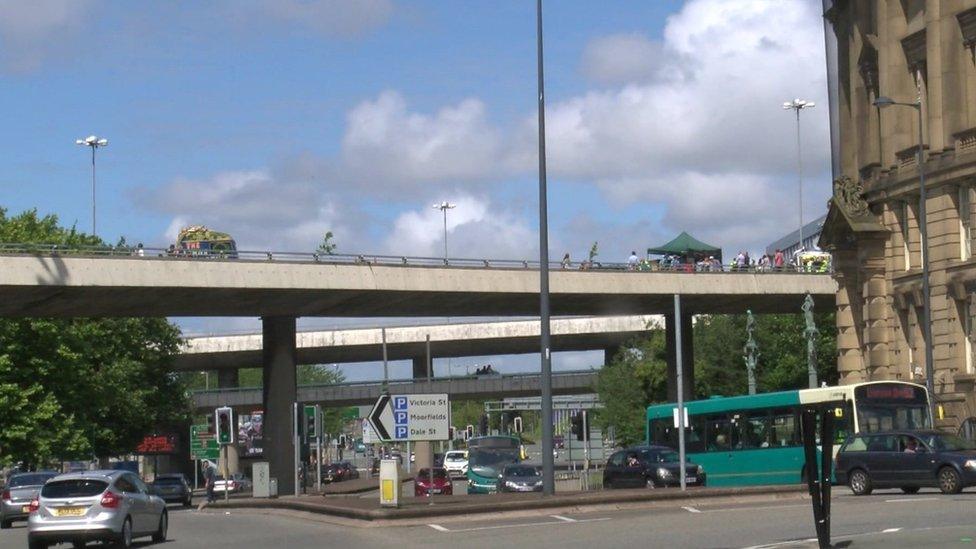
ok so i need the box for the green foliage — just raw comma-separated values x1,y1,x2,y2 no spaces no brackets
595,312,838,448
594,331,668,446
451,400,484,436
316,231,337,255
0,208,191,468
588,241,599,261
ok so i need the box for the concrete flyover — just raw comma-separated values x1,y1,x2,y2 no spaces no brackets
0,253,836,317
191,371,599,410
176,315,655,372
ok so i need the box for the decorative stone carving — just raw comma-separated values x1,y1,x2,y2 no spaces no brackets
833,176,870,218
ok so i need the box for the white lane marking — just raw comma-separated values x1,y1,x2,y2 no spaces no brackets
551,515,577,522
882,528,902,533
682,506,701,513
884,497,939,503
428,517,610,534
742,539,818,549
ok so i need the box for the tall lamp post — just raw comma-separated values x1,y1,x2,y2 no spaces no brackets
75,135,109,236
432,201,456,260
536,0,555,496
873,94,936,422
782,99,815,254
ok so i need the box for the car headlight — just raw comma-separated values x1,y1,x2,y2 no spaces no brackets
697,465,704,475
657,467,671,478
965,460,976,469
505,481,519,488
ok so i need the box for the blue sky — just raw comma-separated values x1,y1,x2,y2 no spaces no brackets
0,0,832,380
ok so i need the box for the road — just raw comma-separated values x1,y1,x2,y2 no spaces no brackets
2,489,974,548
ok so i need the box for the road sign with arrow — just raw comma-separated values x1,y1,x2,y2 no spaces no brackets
368,393,450,442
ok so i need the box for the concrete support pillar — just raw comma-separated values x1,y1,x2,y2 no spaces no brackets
412,357,429,381
217,369,239,389
666,311,695,402
413,441,433,479
262,316,297,496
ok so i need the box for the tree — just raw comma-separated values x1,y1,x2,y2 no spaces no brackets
594,331,668,446
588,241,599,262
316,231,337,255
0,208,191,468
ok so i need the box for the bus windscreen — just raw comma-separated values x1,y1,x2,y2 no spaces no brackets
854,383,930,432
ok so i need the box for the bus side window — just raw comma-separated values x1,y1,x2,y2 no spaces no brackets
649,419,676,447
740,409,771,449
685,415,706,452
704,414,731,451
770,408,799,447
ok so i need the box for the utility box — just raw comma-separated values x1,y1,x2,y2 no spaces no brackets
379,459,401,508
252,462,271,498
269,478,278,498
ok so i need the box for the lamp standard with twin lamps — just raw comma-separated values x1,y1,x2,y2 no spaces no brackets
75,135,109,236
873,94,936,422
782,99,815,254
432,201,456,260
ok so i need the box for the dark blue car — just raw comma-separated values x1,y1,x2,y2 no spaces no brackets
835,430,976,495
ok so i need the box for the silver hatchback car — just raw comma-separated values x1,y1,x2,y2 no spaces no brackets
1,472,58,528
28,470,167,549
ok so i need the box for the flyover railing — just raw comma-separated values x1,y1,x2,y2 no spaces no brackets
189,369,598,395
0,242,832,274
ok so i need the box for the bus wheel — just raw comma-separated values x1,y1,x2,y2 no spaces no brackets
938,467,963,494
848,469,872,496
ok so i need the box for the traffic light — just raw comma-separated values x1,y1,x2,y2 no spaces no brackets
448,426,456,440
465,424,474,440
479,414,489,436
215,407,234,445
513,416,523,434
571,412,584,442
500,412,511,431
338,434,347,447
304,405,320,442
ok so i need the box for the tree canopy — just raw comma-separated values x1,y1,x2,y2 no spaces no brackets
595,312,837,447
0,208,191,468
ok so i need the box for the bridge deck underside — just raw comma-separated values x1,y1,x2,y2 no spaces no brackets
1,287,833,318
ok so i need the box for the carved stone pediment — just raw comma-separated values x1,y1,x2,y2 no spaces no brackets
833,176,870,218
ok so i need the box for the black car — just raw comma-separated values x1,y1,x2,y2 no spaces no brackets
498,464,543,492
152,473,193,506
603,446,706,489
835,430,976,495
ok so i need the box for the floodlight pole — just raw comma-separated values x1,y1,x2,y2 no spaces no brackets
536,0,555,497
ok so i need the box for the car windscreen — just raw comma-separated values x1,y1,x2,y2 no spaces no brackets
417,469,448,480
503,466,538,478
8,474,56,488
41,479,108,498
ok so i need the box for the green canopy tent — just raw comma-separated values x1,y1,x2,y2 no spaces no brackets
647,231,722,261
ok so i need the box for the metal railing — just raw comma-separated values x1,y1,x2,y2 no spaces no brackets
0,242,832,274
189,369,598,395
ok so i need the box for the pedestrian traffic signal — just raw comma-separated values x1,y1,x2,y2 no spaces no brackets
448,426,456,440
304,405,320,442
215,407,234,445
465,425,474,440
513,416,523,434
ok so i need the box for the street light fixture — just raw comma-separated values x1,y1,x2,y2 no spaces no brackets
431,201,456,260
782,99,815,255
873,94,936,422
75,135,109,236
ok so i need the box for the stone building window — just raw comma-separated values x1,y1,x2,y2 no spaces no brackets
961,186,973,261
957,296,976,375
958,7,976,60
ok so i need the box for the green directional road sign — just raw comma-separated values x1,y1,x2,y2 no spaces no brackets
190,424,219,460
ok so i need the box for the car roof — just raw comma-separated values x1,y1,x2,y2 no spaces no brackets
850,430,945,437
49,470,126,482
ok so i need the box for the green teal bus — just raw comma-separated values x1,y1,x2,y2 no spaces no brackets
645,381,931,487
466,435,521,494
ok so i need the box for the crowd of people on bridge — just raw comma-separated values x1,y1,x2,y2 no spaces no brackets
558,248,831,273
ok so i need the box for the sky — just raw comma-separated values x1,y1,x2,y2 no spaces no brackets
0,0,833,380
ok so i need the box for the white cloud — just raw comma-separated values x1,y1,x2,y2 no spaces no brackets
339,91,507,193
580,33,665,85
384,194,535,259
0,0,95,72
255,0,393,38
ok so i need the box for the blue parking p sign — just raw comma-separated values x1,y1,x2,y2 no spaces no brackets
395,426,408,438
394,396,408,410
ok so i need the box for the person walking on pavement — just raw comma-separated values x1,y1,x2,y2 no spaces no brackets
204,461,216,505
628,251,639,270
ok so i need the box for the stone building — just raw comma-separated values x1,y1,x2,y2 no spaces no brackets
820,0,976,429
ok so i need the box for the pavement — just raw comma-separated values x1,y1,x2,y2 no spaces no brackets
2,487,974,548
